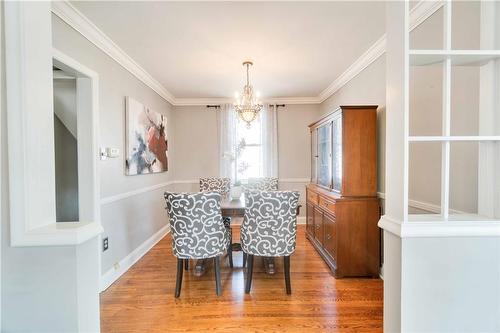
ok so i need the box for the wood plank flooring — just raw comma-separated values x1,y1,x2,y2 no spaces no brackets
100,225,383,332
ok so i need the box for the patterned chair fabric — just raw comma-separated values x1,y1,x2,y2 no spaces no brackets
199,177,231,196
164,191,230,259
244,177,279,191
240,190,300,257
199,177,232,229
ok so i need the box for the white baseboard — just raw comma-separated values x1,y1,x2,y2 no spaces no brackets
297,216,306,225
100,224,170,292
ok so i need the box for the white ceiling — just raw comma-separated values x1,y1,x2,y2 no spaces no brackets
72,1,385,99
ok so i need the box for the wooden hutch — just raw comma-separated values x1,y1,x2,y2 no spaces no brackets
306,105,380,278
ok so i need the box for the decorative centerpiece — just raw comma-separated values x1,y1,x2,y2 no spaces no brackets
230,181,243,200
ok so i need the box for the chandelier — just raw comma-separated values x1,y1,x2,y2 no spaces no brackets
234,61,262,127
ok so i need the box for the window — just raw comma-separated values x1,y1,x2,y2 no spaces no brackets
234,115,263,182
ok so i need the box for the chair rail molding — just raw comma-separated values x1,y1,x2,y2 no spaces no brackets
51,0,442,106
100,178,310,205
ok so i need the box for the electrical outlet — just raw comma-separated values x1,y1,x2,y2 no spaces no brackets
103,237,109,252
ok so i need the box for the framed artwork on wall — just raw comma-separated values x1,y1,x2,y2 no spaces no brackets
125,96,168,175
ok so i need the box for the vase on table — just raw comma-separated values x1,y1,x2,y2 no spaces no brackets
230,186,242,200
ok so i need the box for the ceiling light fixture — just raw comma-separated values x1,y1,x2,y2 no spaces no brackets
234,61,262,127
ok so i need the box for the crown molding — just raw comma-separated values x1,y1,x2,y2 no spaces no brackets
174,96,321,106
51,1,442,107
318,35,386,103
318,1,443,103
51,1,176,105
409,0,444,31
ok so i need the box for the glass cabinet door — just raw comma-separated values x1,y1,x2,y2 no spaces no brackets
317,122,332,188
311,129,318,183
332,114,343,192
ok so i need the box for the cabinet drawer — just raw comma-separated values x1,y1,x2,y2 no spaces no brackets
307,191,319,205
318,196,336,215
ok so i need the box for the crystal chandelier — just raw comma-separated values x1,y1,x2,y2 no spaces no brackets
234,61,262,127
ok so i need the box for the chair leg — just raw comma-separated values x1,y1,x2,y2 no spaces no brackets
175,258,184,298
184,259,189,270
228,242,233,268
243,252,247,268
214,256,222,296
284,256,291,295
245,254,254,294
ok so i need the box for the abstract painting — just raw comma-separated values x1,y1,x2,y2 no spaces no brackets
125,97,168,175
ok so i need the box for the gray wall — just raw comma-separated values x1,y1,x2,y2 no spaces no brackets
54,79,79,222
52,14,175,273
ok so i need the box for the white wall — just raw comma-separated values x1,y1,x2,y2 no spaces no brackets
51,14,175,274
402,237,500,332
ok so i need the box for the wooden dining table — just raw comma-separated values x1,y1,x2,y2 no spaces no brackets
193,194,301,276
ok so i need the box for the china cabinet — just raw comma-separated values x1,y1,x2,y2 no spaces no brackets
306,105,380,278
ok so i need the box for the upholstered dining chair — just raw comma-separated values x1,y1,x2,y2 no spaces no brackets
242,177,279,269
164,191,230,297
199,177,233,268
244,177,279,191
240,190,300,294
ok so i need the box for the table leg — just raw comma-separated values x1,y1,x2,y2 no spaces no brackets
194,259,209,277
263,257,276,275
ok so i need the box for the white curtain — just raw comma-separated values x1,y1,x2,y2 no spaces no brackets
217,103,237,181
261,104,279,178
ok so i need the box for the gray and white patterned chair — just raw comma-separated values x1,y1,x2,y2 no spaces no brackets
164,191,230,297
199,177,233,268
244,177,279,191
242,177,279,270
200,177,231,196
240,190,300,294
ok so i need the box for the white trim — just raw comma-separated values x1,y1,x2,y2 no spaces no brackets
51,1,176,104
297,216,306,225
100,224,170,291
408,0,444,31
279,178,310,183
100,181,175,205
409,136,500,142
100,178,310,205
174,97,320,106
378,191,466,215
378,215,500,238
378,215,403,237
318,35,387,103
50,1,443,106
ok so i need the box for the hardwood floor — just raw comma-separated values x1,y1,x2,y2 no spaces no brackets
100,225,383,332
